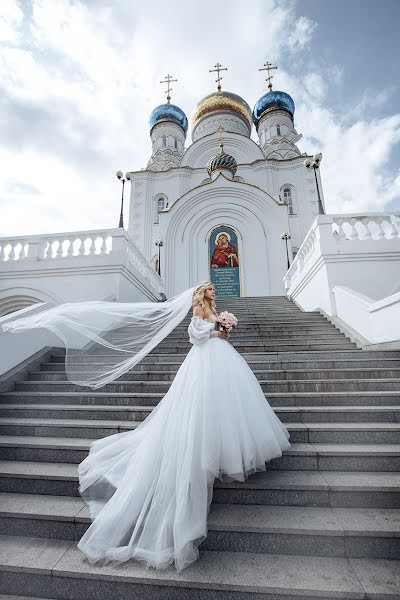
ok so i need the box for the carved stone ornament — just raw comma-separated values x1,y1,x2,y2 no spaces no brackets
147,148,182,172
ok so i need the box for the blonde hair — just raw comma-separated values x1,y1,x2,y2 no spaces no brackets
192,282,217,316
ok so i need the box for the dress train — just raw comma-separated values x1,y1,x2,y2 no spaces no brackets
77,314,291,572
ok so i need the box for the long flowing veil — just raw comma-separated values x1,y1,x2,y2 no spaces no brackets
2,280,209,389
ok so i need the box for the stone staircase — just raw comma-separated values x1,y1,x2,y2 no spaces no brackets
0,296,399,599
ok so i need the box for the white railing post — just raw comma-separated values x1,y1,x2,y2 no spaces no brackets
26,239,46,260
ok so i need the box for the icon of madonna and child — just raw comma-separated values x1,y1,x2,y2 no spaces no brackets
210,230,239,269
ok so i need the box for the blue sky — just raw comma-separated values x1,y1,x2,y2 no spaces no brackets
0,0,399,237
299,0,400,207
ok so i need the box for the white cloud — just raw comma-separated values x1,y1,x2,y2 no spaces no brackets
295,88,400,212
0,0,399,238
0,0,23,43
287,15,317,51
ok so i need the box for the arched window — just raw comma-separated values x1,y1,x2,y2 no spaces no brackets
283,188,295,215
276,125,281,136
162,136,166,147
174,139,178,149
154,195,168,224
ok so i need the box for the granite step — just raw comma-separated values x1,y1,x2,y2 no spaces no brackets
0,437,398,471
0,462,399,507
149,342,359,352
156,330,348,340
178,329,344,338
14,378,400,393
41,357,400,371
49,348,400,362
1,493,398,559
1,403,399,424
163,334,350,343
1,419,399,444
0,596,54,600
3,390,400,407
29,367,400,381
0,535,399,600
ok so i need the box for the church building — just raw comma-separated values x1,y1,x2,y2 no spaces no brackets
127,63,325,298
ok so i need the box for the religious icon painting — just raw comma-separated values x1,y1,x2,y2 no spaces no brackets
209,225,241,297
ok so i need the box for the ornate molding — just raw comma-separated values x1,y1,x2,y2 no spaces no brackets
147,148,182,171
262,137,301,160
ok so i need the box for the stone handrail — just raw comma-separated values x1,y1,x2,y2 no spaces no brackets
284,213,400,290
0,228,164,296
333,214,400,241
0,229,113,261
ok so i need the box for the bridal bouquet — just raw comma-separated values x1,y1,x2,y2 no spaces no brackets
216,311,238,333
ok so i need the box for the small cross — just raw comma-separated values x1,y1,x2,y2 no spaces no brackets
216,125,225,153
209,62,228,91
259,61,277,91
160,74,177,104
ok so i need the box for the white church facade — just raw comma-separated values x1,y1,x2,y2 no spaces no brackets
129,74,324,298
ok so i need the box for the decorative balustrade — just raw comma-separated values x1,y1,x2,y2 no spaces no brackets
0,230,112,262
125,243,162,293
284,213,400,291
284,219,319,289
332,214,400,241
0,228,164,296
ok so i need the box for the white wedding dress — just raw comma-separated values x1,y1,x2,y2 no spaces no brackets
77,314,292,572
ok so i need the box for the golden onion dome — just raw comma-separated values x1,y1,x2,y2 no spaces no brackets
190,91,252,134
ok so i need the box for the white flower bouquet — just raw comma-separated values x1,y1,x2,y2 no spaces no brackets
216,311,238,333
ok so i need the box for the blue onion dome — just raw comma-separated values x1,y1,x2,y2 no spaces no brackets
149,103,188,134
191,91,252,132
207,143,238,177
252,90,295,129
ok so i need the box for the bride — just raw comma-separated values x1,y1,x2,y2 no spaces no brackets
76,281,291,572
2,279,291,573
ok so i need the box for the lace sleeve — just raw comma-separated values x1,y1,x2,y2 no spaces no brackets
187,316,217,345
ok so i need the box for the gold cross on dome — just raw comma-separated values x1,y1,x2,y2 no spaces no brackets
259,61,277,91
160,74,177,104
209,62,228,91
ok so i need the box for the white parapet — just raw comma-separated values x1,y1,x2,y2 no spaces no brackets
0,228,165,315
332,285,400,346
0,303,59,378
283,213,400,347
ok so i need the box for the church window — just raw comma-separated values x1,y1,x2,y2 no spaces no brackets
162,136,166,147
277,125,281,136
283,188,296,215
174,139,178,149
154,195,167,224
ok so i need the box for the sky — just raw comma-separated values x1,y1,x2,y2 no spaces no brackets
0,0,399,237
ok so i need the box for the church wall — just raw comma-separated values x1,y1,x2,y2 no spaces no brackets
160,177,289,297
128,107,327,297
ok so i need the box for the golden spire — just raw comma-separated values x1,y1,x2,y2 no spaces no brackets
209,62,228,91
259,61,277,91
160,74,177,104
